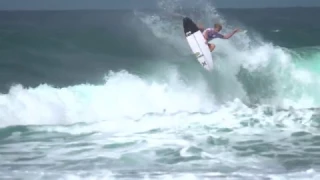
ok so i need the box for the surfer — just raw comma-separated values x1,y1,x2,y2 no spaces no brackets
199,24,240,52
182,16,240,52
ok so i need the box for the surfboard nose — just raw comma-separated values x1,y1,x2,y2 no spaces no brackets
183,17,199,35
183,17,192,28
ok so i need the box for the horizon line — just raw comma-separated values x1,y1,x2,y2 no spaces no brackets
0,5,319,11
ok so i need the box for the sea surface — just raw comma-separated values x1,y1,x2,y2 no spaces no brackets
0,2,320,180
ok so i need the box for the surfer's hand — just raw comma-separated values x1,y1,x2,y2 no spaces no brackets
234,29,240,33
197,24,204,31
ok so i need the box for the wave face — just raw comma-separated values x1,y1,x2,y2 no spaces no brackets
0,1,320,179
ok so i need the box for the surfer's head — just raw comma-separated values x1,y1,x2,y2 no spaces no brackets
214,23,222,32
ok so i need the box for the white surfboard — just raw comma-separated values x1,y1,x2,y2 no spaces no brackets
183,17,214,71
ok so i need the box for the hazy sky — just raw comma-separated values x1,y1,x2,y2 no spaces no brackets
0,0,319,10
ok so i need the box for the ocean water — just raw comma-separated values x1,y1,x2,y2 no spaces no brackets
0,2,320,180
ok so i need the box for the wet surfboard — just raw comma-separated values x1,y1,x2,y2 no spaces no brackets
183,17,214,71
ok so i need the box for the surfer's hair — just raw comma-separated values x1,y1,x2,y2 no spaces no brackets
214,23,222,31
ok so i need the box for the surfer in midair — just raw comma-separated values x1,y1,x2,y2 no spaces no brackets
197,22,240,52
183,16,240,52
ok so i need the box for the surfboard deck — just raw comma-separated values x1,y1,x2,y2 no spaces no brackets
183,17,214,71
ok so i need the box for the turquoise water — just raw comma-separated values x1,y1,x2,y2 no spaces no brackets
0,2,320,180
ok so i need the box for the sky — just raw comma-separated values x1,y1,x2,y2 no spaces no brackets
0,0,319,10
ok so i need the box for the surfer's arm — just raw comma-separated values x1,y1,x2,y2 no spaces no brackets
222,29,240,39
203,30,209,41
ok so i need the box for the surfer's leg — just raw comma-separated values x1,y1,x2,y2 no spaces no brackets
208,44,216,52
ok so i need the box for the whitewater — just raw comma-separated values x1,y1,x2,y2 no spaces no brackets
1,1,320,180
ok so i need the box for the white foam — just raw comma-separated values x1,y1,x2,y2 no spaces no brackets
0,70,215,128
